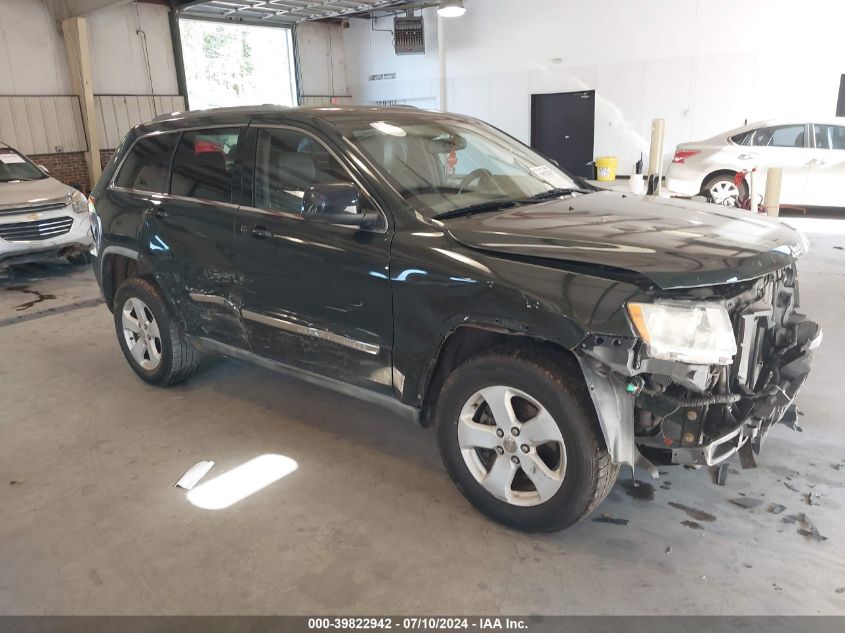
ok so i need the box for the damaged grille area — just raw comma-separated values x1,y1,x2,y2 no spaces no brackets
632,265,820,466
579,263,820,472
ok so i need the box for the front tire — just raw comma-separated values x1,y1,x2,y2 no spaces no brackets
113,277,200,386
435,347,619,532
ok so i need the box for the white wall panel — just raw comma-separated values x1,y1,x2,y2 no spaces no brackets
297,22,349,98
95,95,187,149
0,96,87,155
1,1,177,98
343,0,845,175
301,96,354,107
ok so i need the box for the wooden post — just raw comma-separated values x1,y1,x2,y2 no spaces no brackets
62,17,101,187
763,167,783,218
749,168,759,214
646,119,665,196
438,14,447,111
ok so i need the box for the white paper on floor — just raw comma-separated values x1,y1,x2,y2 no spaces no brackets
175,461,215,490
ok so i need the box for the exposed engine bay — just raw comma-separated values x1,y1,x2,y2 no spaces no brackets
578,264,822,476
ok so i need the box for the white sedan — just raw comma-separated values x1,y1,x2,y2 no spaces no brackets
665,119,845,208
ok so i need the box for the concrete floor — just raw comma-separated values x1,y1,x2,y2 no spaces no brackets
1,217,844,615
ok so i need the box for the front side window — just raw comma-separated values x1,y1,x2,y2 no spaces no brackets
254,128,351,214
0,147,48,183
751,125,806,148
337,116,579,218
114,133,178,192
170,129,240,203
814,124,845,150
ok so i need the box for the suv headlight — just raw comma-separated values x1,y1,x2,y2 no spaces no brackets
627,302,737,365
70,189,87,214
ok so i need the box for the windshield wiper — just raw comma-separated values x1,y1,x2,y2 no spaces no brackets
433,198,520,220
522,187,593,202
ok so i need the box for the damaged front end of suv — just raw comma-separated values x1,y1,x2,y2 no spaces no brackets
578,262,822,478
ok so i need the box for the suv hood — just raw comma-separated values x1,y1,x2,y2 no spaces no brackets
444,191,806,290
0,177,72,211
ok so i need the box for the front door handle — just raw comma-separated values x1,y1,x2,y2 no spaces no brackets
240,224,272,239
737,154,756,160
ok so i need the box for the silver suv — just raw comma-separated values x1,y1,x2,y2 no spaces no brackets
0,142,92,266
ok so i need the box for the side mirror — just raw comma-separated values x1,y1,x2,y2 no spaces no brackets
38,164,50,174
302,182,378,228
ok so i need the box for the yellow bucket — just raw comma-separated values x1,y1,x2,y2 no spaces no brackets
595,156,618,182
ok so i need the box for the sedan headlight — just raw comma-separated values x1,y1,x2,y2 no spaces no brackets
70,189,87,214
627,302,737,365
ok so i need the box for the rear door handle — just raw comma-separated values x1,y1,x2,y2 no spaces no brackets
145,206,169,219
737,154,756,160
240,224,272,239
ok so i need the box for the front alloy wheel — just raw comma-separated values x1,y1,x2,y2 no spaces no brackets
458,386,566,506
435,347,619,532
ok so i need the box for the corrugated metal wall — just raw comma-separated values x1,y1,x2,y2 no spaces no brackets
96,94,185,149
0,94,186,156
0,96,87,154
300,96,353,107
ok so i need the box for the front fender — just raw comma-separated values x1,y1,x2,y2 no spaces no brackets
577,354,658,477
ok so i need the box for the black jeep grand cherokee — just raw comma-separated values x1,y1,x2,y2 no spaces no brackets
89,106,820,532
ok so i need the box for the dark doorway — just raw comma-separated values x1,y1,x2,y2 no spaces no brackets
531,90,595,177
837,75,845,117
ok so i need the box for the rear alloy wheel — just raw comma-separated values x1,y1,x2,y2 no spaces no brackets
704,174,746,207
121,297,163,371
113,277,200,386
435,348,619,532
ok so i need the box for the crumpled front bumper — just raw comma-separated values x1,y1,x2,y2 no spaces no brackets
576,268,821,477
680,322,821,467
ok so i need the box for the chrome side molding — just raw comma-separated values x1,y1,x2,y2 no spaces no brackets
242,309,380,355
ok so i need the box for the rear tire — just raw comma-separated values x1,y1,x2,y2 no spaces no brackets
435,347,619,532
113,277,200,386
703,173,747,207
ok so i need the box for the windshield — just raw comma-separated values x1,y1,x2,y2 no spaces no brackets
338,116,583,217
0,148,48,182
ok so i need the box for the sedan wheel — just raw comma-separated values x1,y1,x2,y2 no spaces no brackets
458,385,566,507
121,297,162,370
708,178,741,206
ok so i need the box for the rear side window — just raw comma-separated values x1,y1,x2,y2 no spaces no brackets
750,125,806,148
169,129,240,203
814,124,845,150
114,134,178,192
729,131,752,145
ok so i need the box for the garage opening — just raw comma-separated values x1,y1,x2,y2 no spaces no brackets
178,18,298,110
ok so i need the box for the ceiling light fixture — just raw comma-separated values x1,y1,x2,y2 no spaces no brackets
437,0,466,18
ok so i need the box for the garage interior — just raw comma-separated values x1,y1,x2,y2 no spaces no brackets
1,0,844,619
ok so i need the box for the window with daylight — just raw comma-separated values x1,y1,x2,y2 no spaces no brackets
179,19,298,110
